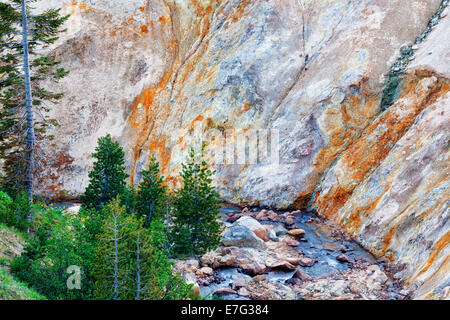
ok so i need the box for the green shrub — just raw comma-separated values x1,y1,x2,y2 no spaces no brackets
0,191,13,223
0,191,31,231
11,207,97,299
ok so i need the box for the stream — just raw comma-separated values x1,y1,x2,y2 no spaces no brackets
199,206,383,300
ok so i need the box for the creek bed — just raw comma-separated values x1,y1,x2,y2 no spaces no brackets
200,206,383,300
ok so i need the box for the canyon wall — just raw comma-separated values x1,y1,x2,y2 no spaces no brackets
33,0,448,298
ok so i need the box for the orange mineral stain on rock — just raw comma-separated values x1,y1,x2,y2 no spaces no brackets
141,25,149,34
313,89,379,173
79,1,87,10
380,228,396,256
230,0,251,23
158,16,171,24
314,74,447,220
414,231,450,280
68,0,89,14
128,69,174,183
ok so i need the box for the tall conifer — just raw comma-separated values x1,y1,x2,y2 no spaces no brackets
81,134,128,210
171,147,222,256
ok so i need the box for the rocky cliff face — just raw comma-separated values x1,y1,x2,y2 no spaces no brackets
33,0,448,298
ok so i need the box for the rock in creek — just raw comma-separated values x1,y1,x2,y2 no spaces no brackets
234,216,269,242
222,225,267,250
287,229,306,238
214,288,237,297
336,254,352,263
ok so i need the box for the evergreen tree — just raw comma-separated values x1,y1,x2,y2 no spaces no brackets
93,197,193,300
121,183,138,215
142,218,194,300
81,134,128,210
136,156,167,227
93,197,137,300
0,0,69,198
171,146,223,257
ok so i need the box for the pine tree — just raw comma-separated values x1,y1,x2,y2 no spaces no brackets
93,197,193,300
171,146,223,257
81,134,128,210
136,156,167,227
0,0,69,199
142,218,194,300
93,197,137,300
121,183,137,215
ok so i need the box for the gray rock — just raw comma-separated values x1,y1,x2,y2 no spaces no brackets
222,225,267,249
268,228,278,242
273,224,288,236
293,268,313,282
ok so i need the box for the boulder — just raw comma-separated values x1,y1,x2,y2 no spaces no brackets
282,238,300,247
266,260,296,271
293,268,313,282
255,209,269,221
268,228,278,242
231,275,248,290
237,287,250,297
336,254,352,263
267,210,279,221
246,277,296,300
198,267,214,276
288,229,306,237
273,225,288,236
235,216,269,242
240,262,267,276
175,259,199,274
214,288,237,296
284,218,295,226
222,225,267,249
298,257,316,267
200,247,267,275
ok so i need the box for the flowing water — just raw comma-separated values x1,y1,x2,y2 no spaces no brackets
200,206,377,299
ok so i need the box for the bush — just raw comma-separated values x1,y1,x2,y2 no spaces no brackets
0,191,13,223
0,191,31,232
11,207,97,299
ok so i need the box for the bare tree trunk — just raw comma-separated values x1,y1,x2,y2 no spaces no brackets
135,233,141,300
192,164,199,246
147,177,154,226
165,200,171,252
20,0,35,213
113,213,119,300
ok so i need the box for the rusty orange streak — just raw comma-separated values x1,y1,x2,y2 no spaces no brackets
415,231,450,280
